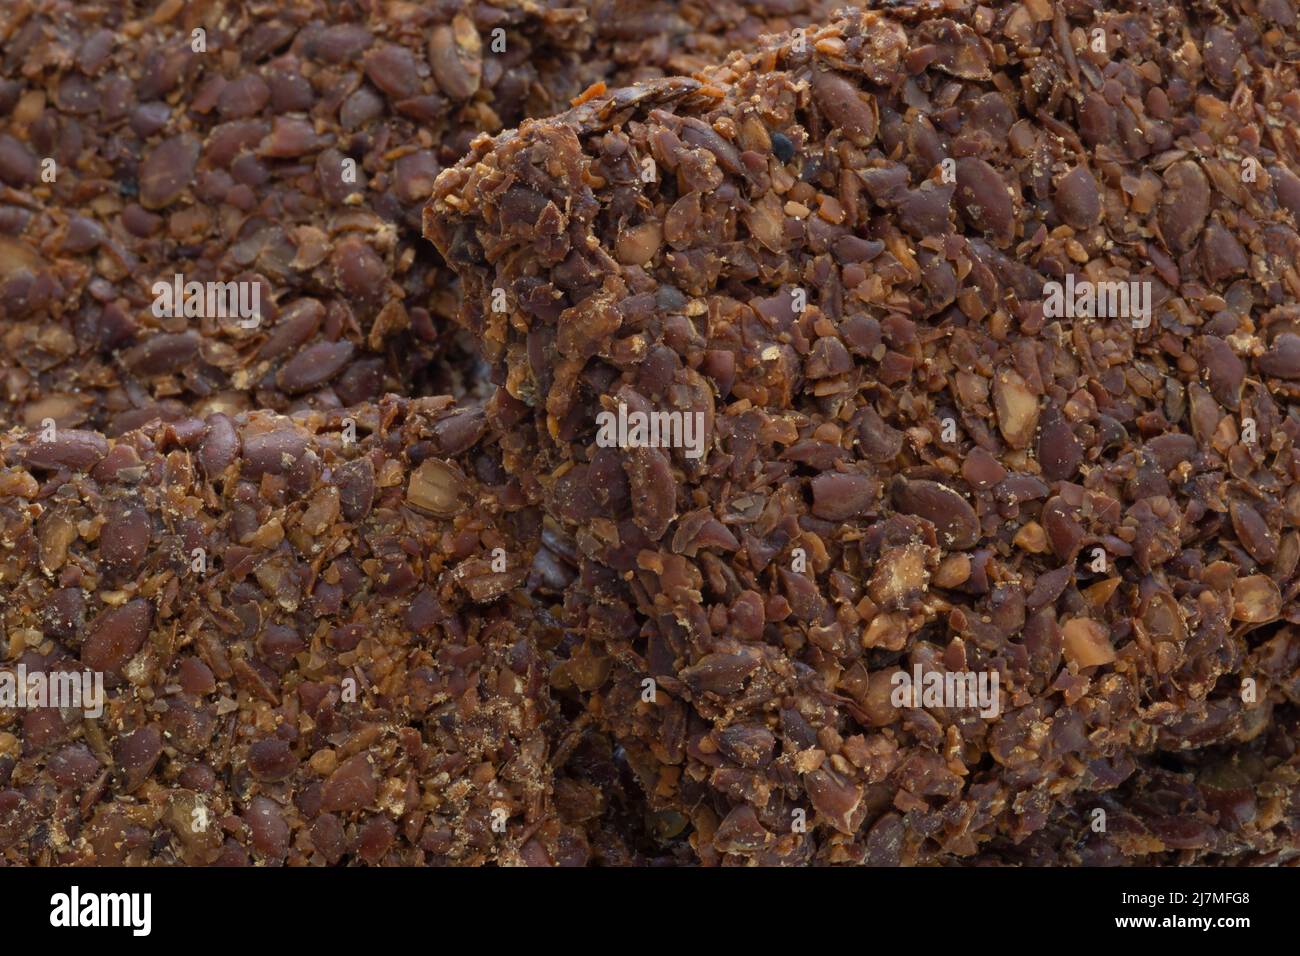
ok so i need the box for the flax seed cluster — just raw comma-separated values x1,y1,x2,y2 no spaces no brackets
3,0,1300,865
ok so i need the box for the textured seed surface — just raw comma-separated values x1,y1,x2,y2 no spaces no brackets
407,458,467,516
810,67,877,144
811,473,877,520
82,599,152,675
429,16,483,101
1054,166,1101,229
6,0,1300,873
956,157,1015,245
993,369,1039,449
1158,160,1211,253
138,134,200,209
276,341,356,394
422,0,1300,870
891,478,980,549
1259,333,1300,379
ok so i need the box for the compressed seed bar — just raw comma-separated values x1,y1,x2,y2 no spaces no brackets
0,395,614,865
0,0,890,868
0,0,592,434
428,1,1300,864
0,0,854,438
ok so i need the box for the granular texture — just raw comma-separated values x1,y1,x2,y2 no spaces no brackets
0,395,621,864
427,1,1300,863
0,1,842,435
0,1,593,433
4,0,1300,867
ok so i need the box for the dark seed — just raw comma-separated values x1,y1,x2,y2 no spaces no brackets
891,477,980,548
1054,166,1101,229
811,473,877,520
770,131,795,163
811,68,878,145
114,726,163,793
1258,333,1300,379
138,134,200,209
101,503,152,576
1230,501,1277,564
248,739,298,783
122,331,200,376
23,429,108,471
624,446,676,539
1037,416,1083,481
331,236,386,300
82,598,152,675
276,340,356,394
364,43,420,100
956,157,1015,246
1158,160,1210,254
320,753,376,813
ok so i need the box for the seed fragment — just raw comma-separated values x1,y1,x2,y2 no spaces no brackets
1233,575,1281,623
407,459,467,516
993,368,1039,449
1062,617,1115,667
